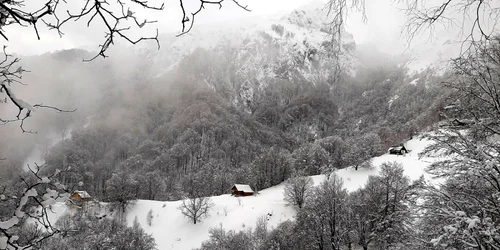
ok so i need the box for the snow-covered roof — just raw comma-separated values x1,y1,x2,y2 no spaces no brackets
389,146,405,151
232,184,254,193
73,191,91,199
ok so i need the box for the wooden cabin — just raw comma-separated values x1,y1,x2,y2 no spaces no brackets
231,184,254,196
388,145,407,155
70,191,92,203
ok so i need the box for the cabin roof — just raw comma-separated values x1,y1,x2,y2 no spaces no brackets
389,145,405,151
73,190,91,199
232,184,254,193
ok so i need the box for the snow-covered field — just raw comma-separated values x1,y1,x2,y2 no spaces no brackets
338,135,437,192
124,135,437,250
125,182,306,250
43,135,437,249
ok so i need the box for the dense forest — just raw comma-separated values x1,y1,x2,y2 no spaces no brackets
3,46,445,206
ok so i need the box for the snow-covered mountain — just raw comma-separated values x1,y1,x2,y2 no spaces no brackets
122,1,357,107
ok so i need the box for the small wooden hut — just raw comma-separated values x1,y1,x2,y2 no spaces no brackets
231,184,254,196
388,145,407,155
70,191,92,203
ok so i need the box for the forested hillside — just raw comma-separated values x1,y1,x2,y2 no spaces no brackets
20,44,446,207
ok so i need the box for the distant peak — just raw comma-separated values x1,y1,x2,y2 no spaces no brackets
282,0,330,29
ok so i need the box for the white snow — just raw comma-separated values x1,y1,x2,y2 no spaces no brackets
0,236,7,249
2,85,34,111
42,188,58,201
388,95,399,108
9,235,18,243
0,217,19,230
14,188,38,218
123,135,437,249
126,177,319,250
467,217,480,229
410,78,420,85
40,177,50,183
41,198,57,207
444,225,458,234
38,135,438,250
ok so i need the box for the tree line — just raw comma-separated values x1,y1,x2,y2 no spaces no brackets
28,49,447,209
192,36,500,250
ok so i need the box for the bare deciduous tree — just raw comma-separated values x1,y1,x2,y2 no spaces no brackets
283,175,313,209
179,196,213,224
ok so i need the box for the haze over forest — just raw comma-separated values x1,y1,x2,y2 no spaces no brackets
1,0,499,249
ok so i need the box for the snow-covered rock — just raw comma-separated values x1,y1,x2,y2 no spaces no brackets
125,0,357,108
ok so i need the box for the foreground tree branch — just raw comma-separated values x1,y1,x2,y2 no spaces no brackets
325,0,498,83
0,0,250,59
325,0,365,83
400,0,498,48
0,47,76,133
177,0,251,37
0,0,249,131
0,165,71,250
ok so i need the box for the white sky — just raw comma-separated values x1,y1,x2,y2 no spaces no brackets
2,0,409,56
2,0,494,63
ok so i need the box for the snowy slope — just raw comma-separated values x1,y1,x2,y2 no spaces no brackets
124,178,322,250
124,134,438,250
338,135,437,192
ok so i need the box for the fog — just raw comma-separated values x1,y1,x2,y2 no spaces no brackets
0,0,497,176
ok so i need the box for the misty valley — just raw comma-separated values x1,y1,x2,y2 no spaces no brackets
1,0,500,249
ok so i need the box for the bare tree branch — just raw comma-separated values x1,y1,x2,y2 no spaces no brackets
177,0,251,37
325,0,365,84
398,0,499,54
0,47,76,132
0,0,250,131
0,166,71,249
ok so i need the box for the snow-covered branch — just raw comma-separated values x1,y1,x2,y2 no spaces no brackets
0,166,70,250
0,47,76,133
